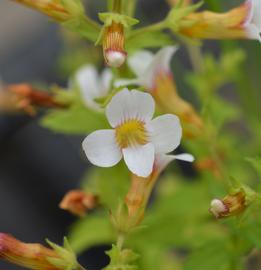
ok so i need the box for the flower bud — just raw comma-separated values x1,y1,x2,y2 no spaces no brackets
0,234,83,270
59,190,98,217
0,83,67,115
103,22,127,68
209,190,246,219
13,0,70,22
0,233,60,269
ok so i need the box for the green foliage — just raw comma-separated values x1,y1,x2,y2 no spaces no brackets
103,245,139,270
41,86,109,134
69,213,115,254
46,237,84,270
81,162,130,209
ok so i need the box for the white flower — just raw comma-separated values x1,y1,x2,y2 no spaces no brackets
75,65,112,111
246,0,261,41
116,46,178,90
82,89,183,177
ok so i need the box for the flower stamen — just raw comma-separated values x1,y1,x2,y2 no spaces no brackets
115,119,148,148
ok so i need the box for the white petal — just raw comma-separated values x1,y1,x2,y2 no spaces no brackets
154,153,193,173
252,0,261,30
106,89,155,127
99,68,113,96
147,114,182,154
173,153,195,162
123,143,155,177
75,65,100,109
128,50,154,77
82,129,122,167
139,46,178,90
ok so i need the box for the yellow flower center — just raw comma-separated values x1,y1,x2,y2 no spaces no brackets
115,120,148,149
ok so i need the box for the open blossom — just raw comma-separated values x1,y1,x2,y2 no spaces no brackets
82,89,182,177
75,65,112,111
178,0,261,41
117,46,203,138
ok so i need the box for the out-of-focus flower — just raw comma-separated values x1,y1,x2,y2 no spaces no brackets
0,234,82,270
0,83,65,115
75,65,112,111
59,190,98,217
103,21,127,68
82,89,182,177
209,190,246,218
117,46,203,138
12,0,71,22
195,157,222,179
178,0,261,41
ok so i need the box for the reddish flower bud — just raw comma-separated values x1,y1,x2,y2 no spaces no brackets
209,190,246,219
59,190,98,217
0,233,60,270
103,22,127,68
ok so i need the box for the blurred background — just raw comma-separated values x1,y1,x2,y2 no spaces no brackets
0,1,171,269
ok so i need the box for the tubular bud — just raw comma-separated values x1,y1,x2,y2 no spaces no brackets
103,22,127,68
59,190,98,217
209,190,246,219
178,0,261,41
152,72,203,138
0,233,61,270
12,0,70,22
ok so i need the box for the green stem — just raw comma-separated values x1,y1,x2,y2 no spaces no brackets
128,21,166,39
113,0,122,13
116,233,125,250
125,0,137,17
186,44,204,74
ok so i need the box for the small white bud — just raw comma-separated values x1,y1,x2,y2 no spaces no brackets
209,199,227,218
105,50,127,68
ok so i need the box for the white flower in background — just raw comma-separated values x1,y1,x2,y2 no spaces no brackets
75,65,112,111
82,89,184,177
116,46,177,90
248,0,261,41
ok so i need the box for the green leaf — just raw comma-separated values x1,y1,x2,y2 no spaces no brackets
46,237,81,270
41,104,109,134
245,156,261,178
69,213,115,254
81,161,130,209
63,16,100,42
184,240,230,270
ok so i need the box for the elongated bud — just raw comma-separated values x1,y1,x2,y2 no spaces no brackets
178,0,261,41
103,22,127,68
0,83,67,115
0,233,60,269
12,0,70,22
0,234,84,270
153,72,203,138
209,191,246,218
59,190,98,217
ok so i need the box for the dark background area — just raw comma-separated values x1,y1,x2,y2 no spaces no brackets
0,1,170,269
